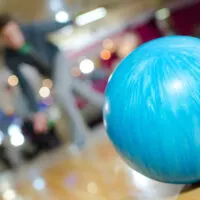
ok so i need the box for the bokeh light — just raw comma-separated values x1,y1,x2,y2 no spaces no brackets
8,75,18,87
32,177,46,191
2,189,17,200
42,79,53,89
55,10,69,23
0,130,4,145
100,49,111,60
39,87,50,98
8,124,25,147
79,59,95,74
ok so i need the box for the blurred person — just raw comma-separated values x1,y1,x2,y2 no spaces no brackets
0,145,14,169
21,119,60,160
0,14,104,146
0,14,70,134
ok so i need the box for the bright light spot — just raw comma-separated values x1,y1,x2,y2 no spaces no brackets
10,134,24,147
55,11,69,23
8,124,20,137
108,73,113,83
8,75,18,87
39,87,50,98
103,38,114,50
8,124,25,147
42,79,53,89
79,59,95,74
33,177,46,191
100,49,111,61
171,80,183,91
75,7,107,26
103,99,109,128
130,169,151,190
103,118,107,129
2,189,17,200
104,100,110,114
87,182,98,194
71,67,81,77
155,8,170,20
0,130,4,145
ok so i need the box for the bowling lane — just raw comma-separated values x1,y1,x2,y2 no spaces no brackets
0,125,196,200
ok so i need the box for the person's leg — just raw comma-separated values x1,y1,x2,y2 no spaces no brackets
0,146,14,169
72,79,104,108
53,53,88,144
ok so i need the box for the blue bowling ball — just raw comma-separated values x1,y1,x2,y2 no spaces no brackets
103,36,200,183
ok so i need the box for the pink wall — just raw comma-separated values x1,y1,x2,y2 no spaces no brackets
172,1,200,35
128,1,200,42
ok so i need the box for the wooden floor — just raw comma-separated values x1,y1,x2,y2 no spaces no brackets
0,126,200,200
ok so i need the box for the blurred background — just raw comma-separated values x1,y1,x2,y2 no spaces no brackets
0,0,198,199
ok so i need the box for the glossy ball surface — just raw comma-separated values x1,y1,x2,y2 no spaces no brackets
103,36,200,183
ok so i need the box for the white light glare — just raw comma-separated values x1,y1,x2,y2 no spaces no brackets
2,189,17,200
8,124,25,147
55,11,69,23
0,130,4,145
75,7,107,26
39,86,50,98
131,170,151,190
79,59,95,74
171,79,183,91
33,177,46,191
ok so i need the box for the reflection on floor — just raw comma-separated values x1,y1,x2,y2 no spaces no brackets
0,125,200,200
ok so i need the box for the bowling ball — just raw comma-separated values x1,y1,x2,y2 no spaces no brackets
103,36,200,183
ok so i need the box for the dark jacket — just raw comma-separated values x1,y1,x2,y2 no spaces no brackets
4,20,72,115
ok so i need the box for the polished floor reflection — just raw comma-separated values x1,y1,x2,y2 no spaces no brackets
0,125,199,200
